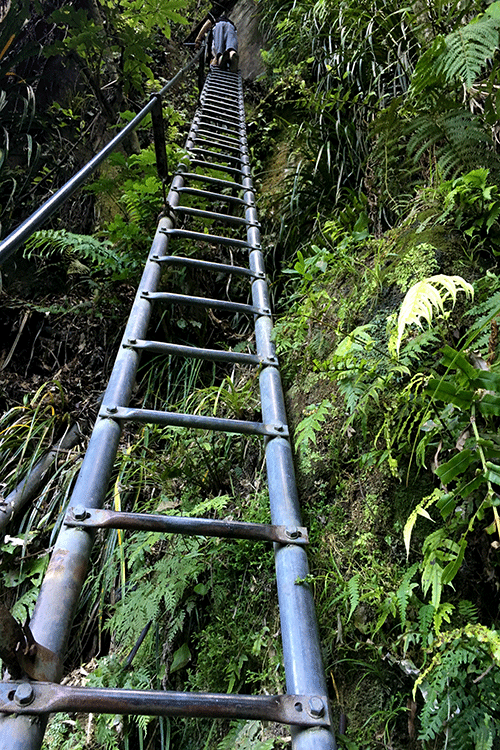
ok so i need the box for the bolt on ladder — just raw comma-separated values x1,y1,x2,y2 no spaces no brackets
0,67,337,750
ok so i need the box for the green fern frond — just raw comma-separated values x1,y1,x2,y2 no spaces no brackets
458,599,479,623
410,11,500,98
24,228,114,264
409,36,447,102
347,573,360,621
439,16,500,90
439,110,493,174
407,109,494,177
418,603,435,642
294,399,332,453
396,562,419,625
463,288,500,351
399,329,441,365
404,489,441,558
394,274,473,355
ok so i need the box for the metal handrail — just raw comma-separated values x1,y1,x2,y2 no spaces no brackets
0,49,203,267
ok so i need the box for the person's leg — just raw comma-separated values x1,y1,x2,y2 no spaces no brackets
217,22,230,70
225,26,238,72
219,22,238,71
225,25,238,53
212,22,224,65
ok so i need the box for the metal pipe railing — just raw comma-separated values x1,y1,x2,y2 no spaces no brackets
0,49,203,267
0,422,82,533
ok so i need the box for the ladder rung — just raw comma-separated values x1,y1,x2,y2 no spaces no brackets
195,128,240,146
174,205,252,227
0,682,329,726
173,186,247,206
197,119,241,137
190,147,241,166
179,172,245,192
100,405,288,437
202,95,240,112
204,75,239,88
124,338,272,367
150,254,262,278
192,137,241,154
65,507,308,545
160,227,252,250
208,69,239,81
200,107,241,126
201,96,239,109
140,290,270,317
190,159,244,178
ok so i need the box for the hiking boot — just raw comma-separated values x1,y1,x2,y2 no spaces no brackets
229,50,239,72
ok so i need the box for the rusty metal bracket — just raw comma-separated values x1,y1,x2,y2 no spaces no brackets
64,507,309,545
0,606,62,681
0,682,330,727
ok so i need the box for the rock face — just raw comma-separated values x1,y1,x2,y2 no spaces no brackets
230,0,266,80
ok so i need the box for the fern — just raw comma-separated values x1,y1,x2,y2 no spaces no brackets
404,488,441,557
463,285,500,351
217,721,275,750
24,229,112,262
438,13,500,90
398,329,441,365
396,562,419,625
418,603,435,646
410,8,500,98
393,274,473,355
294,399,332,453
23,228,140,280
417,627,500,748
347,573,360,621
458,599,479,624
407,109,495,177
408,36,448,102
106,533,204,660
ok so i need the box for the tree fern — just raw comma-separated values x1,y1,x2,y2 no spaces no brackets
393,274,473,355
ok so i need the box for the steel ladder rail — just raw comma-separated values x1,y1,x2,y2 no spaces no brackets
0,68,337,750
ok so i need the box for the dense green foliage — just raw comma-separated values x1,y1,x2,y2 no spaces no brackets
251,0,500,746
2,0,500,747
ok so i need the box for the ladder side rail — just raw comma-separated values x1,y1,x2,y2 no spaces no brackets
235,74,337,750
0,50,203,266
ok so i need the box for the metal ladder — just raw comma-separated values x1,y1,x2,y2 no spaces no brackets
0,67,336,750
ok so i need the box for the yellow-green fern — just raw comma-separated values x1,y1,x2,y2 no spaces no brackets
392,274,474,356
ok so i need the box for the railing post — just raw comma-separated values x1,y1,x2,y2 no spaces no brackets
151,94,169,203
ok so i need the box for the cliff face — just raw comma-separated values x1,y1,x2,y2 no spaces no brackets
231,0,266,80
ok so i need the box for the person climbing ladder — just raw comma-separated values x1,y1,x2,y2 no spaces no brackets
194,7,239,72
